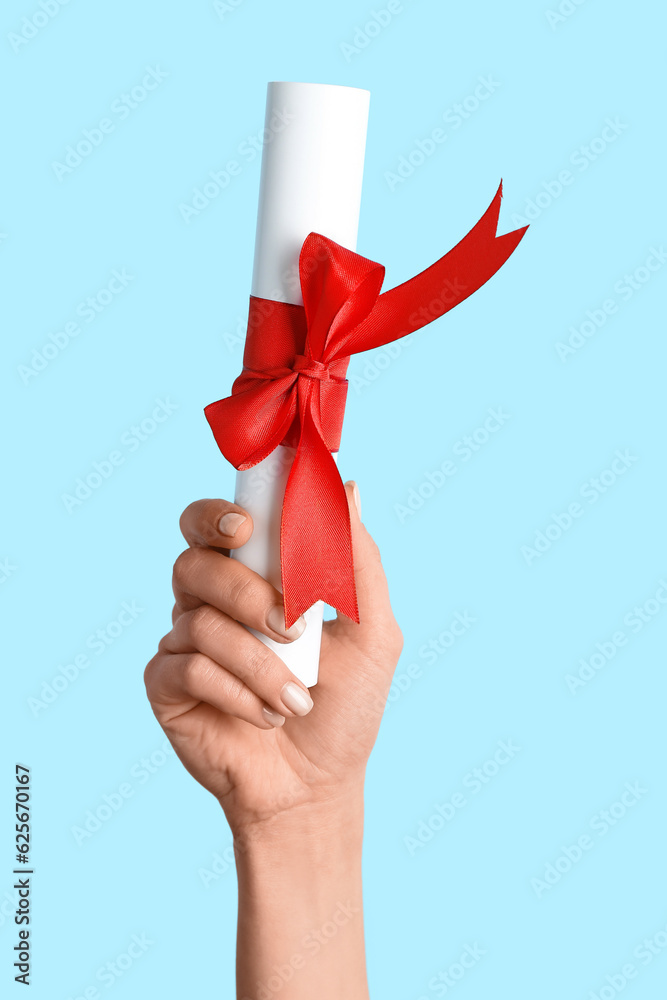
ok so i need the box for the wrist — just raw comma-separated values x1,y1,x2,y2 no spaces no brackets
231,782,365,867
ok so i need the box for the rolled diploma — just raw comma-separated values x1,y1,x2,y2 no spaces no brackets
233,81,370,688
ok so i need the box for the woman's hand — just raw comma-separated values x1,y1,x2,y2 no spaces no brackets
145,481,401,998
144,481,403,836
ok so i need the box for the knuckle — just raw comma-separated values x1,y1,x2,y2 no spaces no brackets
172,547,202,589
181,651,208,689
143,655,159,696
226,570,257,612
361,526,381,562
228,677,263,722
232,678,260,712
179,501,200,536
172,549,190,586
157,629,174,653
243,642,278,685
381,614,404,659
187,604,218,645
390,624,405,658
368,537,381,562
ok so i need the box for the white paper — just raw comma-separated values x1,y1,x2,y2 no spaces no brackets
233,81,370,687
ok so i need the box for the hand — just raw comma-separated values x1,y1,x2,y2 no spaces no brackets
144,481,403,836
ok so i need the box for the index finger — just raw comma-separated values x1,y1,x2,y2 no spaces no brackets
179,499,254,550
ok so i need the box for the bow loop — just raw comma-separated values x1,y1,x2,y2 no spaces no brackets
204,369,299,471
205,183,528,627
299,233,385,361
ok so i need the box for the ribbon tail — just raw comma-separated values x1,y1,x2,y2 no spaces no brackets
337,180,529,356
280,385,358,629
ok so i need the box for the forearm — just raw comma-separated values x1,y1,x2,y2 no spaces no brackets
233,789,369,1000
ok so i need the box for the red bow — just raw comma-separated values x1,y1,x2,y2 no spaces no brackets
205,182,528,628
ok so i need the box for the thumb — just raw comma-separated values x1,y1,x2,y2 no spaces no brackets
332,481,403,659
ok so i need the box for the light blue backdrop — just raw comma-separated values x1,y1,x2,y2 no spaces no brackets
3,0,666,997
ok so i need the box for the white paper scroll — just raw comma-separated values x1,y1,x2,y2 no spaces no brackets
233,81,370,687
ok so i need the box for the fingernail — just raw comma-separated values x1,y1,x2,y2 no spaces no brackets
267,606,306,640
262,706,286,728
281,682,313,717
346,480,361,519
218,512,246,537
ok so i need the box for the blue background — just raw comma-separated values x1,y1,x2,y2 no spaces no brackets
2,0,666,997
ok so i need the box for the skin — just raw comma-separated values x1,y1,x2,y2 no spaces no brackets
144,481,403,999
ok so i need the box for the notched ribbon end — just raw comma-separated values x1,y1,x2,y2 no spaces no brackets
282,591,360,631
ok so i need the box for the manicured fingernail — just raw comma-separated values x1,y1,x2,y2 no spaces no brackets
262,706,286,728
281,682,313,716
346,480,361,519
267,606,306,640
218,512,246,537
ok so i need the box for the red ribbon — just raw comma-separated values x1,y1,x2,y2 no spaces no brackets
205,182,528,628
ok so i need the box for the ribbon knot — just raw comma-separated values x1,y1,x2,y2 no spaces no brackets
205,182,528,628
292,356,331,381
